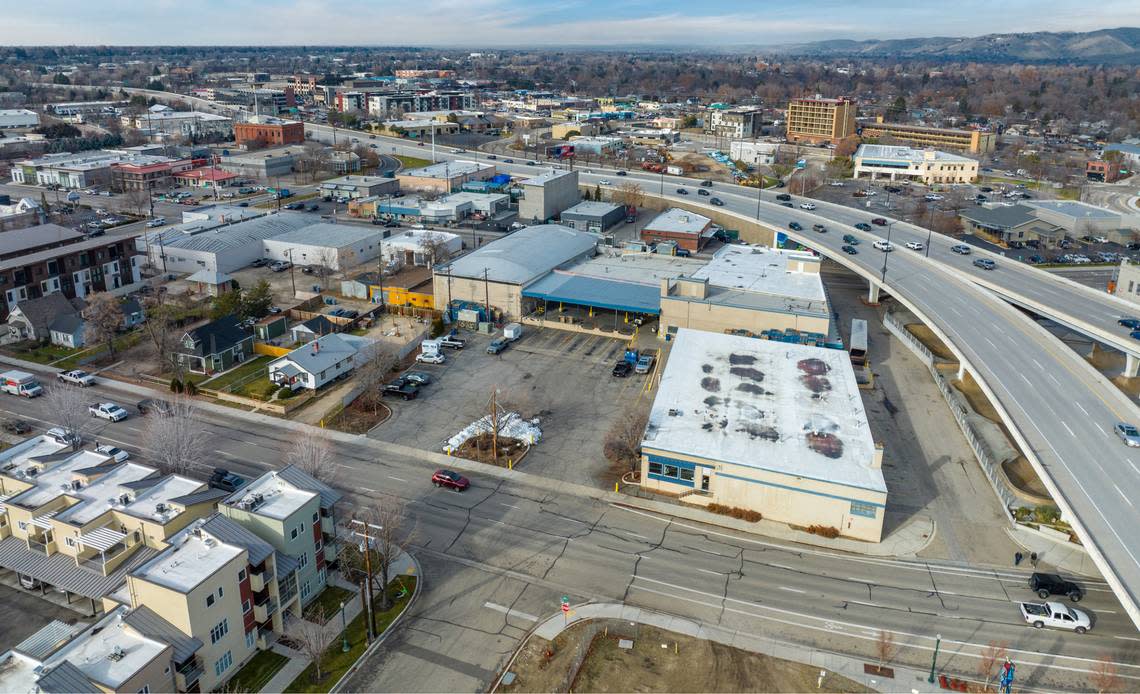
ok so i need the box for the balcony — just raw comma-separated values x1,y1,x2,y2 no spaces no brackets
253,595,278,624
250,566,274,593
175,658,203,690
26,537,54,555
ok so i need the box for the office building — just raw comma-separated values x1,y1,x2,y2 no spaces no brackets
518,170,580,223
234,116,305,148
785,96,857,145
640,208,714,252
859,116,996,154
706,106,763,140
853,145,979,185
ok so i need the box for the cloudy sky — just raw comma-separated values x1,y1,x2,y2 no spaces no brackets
3,0,1138,46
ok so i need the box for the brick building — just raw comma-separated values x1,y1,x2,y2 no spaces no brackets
234,116,305,148
785,96,857,145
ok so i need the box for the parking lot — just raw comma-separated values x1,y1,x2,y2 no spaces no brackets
369,326,653,488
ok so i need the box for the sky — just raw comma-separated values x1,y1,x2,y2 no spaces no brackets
2,0,1139,46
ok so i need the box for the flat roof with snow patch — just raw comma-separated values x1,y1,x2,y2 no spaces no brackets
132,526,244,593
644,207,712,236
642,329,884,493
401,160,491,178
691,245,826,304
264,222,382,248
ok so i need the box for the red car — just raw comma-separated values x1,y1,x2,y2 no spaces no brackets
432,469,470,491
871,217,888,226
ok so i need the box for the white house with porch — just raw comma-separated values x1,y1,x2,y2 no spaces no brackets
268,333,373,390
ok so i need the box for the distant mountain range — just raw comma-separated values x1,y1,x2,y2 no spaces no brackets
768,27,1140,64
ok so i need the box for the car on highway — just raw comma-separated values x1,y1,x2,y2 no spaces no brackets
788,222,803,231
697,188,710,196
775,193,792,202
57,369,95,387
873,240,894,252
432,469,470,491
146,217,166,228
209,468,246,493
612,361,633,377
599,179,611,185
616,170,627,176
699,180,713,187
1118,318,1140,329
526,160,537,165
842,234,860,245
503,158,514,163
841,245,858,255
96,444,130,463
1019,602,1091,633
951,244,972,255
871,217,888,226
1029,572,1084,602
799,202,817,210
973,258,996,270
416,352,446,364
710,197,724,206
676,188,688,195
905,241,924,251
486,338,509,355
854,223,872,232
88,402,128,421
1115,422,1140,447
812,224,827,233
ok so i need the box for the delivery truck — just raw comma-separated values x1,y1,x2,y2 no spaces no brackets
1,370,44,398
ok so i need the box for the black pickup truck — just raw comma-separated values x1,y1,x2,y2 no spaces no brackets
382,379,419,401
1029,572,1083,602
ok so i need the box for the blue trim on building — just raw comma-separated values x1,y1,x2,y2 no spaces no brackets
646,454,715,469
715,472,885,508
643,446,885,495
648,472,694,487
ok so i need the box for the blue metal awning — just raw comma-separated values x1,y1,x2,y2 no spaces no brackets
523,273,660,315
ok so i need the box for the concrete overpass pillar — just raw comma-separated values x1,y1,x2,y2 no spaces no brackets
957,363,967,380
866,283,880,305
1126,353,1140,379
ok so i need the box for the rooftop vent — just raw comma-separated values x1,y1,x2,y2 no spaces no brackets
107,645,126,662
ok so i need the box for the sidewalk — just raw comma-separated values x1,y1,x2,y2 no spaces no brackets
1006,525,1101,578
522,603,934,694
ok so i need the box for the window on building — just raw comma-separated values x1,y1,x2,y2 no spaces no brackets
315,538,322,552
648,462,663,475
209,618,229,644
205,594,215,608
299,552,309,569
138,686,151,694
300,581,312,600
213,651,232,677
662,464,679,478
290,527,298,540
312,511,319,524
245,630,256,650
850,501,878,518
243,599,251,614
238,568,247,582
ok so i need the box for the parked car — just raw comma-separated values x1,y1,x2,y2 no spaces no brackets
854,223,872,232
905,241,924,251
137,398,174,416
416,352,446,364
3,418,30,435
432,469,470,491
209,468,246,493
89,402,128,422
842,234,860,245
382,379,419,400
951,244,972,255
1115,422,1140,447
841,245,858,255
403,371,433,386
674,248,691,258
973,258,996,270
1029,573,1084,602
799,202,816,210
46,427,80,447
57,369,95,387
1027,255,1045,264
871,217,888,226
96,444,130,463
635,354,654,374
612,361,633,377
440,335,466,349
788,222,803,231
269,260,292,272
486,338,509,355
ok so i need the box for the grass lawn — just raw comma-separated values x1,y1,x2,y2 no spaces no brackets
202,356,272,392
395,155,432,170
2,342,77,364
286,577,416,693
303,585,356,622
227,649,289,693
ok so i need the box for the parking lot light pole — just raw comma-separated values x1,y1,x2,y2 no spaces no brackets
927,633,943,683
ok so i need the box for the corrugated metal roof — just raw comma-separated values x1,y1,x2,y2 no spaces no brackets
443,224,599,285
199,514,274,566
167,487,230,507
123,606,202,663
277,465,342,508
34,660,100,693
275,551,299,578
0,536,158,599
155,212,313,255
14,620,80,660
523,272,661,314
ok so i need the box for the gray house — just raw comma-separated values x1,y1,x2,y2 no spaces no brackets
172,315,254,374
6,294,86,344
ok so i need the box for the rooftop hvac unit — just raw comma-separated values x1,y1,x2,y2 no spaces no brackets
120,494,131,505
155,503,167,514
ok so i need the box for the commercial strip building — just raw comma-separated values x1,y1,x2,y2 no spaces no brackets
355,191,509,224
785,96,857,145
639,330,886,542
261,223,386,271
852,144,979,185
1087,159,1128,183
858,116,996,154
320,174,400,200
43,100,129,118
0,108,40,129
958,199,1138,245
217,145,307,179
121,110,234,140
11,150,182,190
518,169,581,223
559,201,626,233
234,115,305,148
396,160,496,194
640,207,715,252
111,157,198,192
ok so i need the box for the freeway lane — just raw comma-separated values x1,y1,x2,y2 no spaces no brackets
1,378,1138,690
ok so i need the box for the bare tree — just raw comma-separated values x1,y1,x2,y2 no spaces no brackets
357,496,414,612
418,231,454,266
82,292,123,361
144,397,208,475
603,398,650,474
124,187,151,217
313,248,338,290
612,181,645,210
1091,655,1121,694
874,629,896,671
44,384,93,451
286,427,336,483
289,606,338,684
354,342,399,415
978,641,1008,692
138,291,184,377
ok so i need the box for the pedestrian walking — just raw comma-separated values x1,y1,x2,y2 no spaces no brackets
1014,551,1023,566
1030,552,1039,568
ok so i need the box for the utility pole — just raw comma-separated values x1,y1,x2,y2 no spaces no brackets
287,248,297,296
483,267,490,322
490,388,499,464
349,518,380,638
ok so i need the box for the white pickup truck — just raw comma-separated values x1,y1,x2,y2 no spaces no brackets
57,369,95,387
1019,601,1092,633
88,402,129,422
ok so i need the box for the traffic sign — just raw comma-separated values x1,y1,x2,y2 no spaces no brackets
561,595,570,613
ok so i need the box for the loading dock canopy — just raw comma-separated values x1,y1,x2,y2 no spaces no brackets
523,272,660,315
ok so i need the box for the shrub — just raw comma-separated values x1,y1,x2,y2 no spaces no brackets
184,380,198,396
170,377,184,393
707,503,762,523
430,316,444,338
277,386,296,399
806,525,841,538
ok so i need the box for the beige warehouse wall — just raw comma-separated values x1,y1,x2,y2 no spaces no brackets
659,298,829,339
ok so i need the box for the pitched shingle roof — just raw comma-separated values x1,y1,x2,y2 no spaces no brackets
178,314,250,357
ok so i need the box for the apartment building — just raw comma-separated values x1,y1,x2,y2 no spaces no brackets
234,115,305,148
785,96,857,145
0,436,222,616
0,225,143,320
219,466,341,609
11,150,180,190
859,116,996,154
365,90,476,117
853,145,979,184
111,158,197,192
706,106,763,140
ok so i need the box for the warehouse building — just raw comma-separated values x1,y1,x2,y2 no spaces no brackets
320,174,399,200
518,170,580,223
433,224,599,320
559,201,625,233
139,211,312,274
640,207,714,252
261,223,386,271
0,109,40,130
363,191,509,224
640,330,886,542
853,145,978,185
396,160,496,194
659,244,832,341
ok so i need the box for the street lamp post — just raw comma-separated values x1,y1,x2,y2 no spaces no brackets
927,633,943,683
340,601,350,652
287,248,297,296
880,222,895,284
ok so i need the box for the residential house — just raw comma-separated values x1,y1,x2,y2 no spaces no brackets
173,315,254,374
268,333,369,391
289,315,336,344
5,293,86,343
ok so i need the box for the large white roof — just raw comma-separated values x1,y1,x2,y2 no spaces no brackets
225,470,318,520
43,606,168,689
642,329,885,493
644,207,712,236
442,224,598,284
132,524,244,592
692,244,826,303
